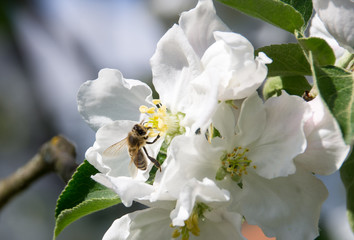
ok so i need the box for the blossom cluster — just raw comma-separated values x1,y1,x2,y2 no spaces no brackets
77,0,350,239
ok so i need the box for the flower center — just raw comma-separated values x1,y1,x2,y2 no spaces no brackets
171,203,211,240
216,146,256,185
139,99,185,144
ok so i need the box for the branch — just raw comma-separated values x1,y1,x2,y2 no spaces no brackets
0,136,78,210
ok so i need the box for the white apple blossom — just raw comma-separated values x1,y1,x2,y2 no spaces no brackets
78,69,172,181
78,0,271,182
312,0,354,53
295,96,350,175
101,178,245,240
102,205,245,240
152,92,329,239
150,0,271,131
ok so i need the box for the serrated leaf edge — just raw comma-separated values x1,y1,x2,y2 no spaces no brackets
53,196,120,239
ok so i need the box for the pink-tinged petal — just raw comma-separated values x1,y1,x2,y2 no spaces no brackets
92,174,154,207
150,25,203,114
170,178,230,226
243,93,310,179
77,68,153,131
295,96,350,175
236,169,328,240
179,0,230,58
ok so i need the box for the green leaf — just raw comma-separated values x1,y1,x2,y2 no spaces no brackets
256,44,311,76
281,0,313,30
263,75,311,99
217,0,304,33
340,148,354,232
312,63,354,145
297,36,336,66
53,160,121,239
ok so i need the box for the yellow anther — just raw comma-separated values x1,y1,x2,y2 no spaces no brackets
139,105,149,113
146,107,155,114
220,146,255,180
152,99,161,105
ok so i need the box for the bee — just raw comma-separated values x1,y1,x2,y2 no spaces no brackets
103,123,161,171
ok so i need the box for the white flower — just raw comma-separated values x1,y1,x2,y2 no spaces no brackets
101,179,245,240
309,13,347,59
78,69,162,180
150,0,271,131
153,92,329,239
295,96,350,175
312,0,354,53
78,0,271,198
102,207,244,240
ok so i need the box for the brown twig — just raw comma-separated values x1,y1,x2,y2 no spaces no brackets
0,136,78,210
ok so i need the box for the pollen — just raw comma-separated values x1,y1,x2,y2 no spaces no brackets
218,146,256,182
171,203,210,240
139,99,185,142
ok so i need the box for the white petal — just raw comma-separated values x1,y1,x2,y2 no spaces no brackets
178,0,230,58
313,0,354,53
233,92,266,147
103,207,245,240
77,68,153,131
170,178,230,226
202,32,271,100
150,25,203,114
180,69,220,132
309,14,347,59
244,93,310,178
199,210,245,240
153,135,223,201
237,169,328,240
103,212,135,240
103,208,173,240
92,174,154,207
85,120,135,177
212,102,238,140
295,96,350,175
86,120,161,179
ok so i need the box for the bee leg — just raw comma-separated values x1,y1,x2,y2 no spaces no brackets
146,134,160,144
143,146,161,171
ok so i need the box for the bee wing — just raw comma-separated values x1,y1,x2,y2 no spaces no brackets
102,138,128,158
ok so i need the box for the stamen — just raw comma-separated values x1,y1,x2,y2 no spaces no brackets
139,100,185,142
216,146,256,183
152,99,161,105
171,203,211,240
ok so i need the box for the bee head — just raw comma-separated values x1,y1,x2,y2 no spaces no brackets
133,124,147,136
